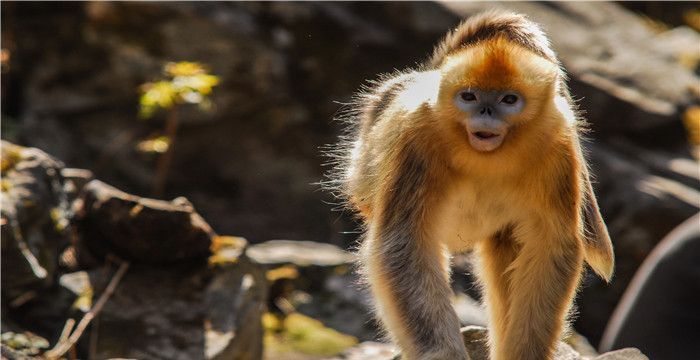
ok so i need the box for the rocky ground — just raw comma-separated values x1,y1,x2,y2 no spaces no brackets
2,1,698,359
1,141,265,360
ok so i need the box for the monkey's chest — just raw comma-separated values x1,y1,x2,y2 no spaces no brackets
433,185,519,252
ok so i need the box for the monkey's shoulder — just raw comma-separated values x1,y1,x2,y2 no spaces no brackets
360,70,441,126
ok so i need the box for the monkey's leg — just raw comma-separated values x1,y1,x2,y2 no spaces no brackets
496,230,583,360
476,226,519,360
363,225,468,360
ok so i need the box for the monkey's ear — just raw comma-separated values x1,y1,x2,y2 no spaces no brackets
581,171,615,282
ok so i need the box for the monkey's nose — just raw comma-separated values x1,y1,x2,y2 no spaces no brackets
479,107,493,116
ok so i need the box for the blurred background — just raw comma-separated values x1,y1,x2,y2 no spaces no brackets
2,2,699,360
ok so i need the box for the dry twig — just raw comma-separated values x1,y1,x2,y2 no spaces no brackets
55,319,76,346
45,261,130,359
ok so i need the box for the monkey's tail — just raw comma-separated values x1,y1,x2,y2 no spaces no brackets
582,179,615,282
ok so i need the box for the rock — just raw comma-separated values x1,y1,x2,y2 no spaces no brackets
74,180,215,265
293,271,377,343
205,240,267,360
328,341,396,360
247,240,376,342
331,326,648,360
0,141,71,303
453,293,487,328
247,240,356,267
85,248,265,360
69,181,266,360
595,348,649,360
0,140,266,359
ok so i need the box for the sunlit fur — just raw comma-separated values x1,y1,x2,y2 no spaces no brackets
329,10,614,360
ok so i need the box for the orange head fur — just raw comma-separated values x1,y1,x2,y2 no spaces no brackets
428,36,567,176
437,37,560,128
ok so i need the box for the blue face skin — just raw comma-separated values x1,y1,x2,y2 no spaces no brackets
454,89,524,152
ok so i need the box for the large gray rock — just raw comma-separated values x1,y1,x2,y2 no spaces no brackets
576,141,699,340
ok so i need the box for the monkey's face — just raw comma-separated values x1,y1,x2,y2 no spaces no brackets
437,38,558,153
453,88,523,152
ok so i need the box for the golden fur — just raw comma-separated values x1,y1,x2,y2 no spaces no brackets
330,10,614,360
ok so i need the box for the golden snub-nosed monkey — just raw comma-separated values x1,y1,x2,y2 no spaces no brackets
328,10,614,360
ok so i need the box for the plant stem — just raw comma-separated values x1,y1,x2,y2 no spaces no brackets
152,107,179,197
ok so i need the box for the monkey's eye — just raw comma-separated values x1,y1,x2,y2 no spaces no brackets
500,94,519,105
459,91,477,102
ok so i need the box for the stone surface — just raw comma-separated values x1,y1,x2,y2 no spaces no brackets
595,348,649,360
328,341,396,360
89,256,266,360
576,141,699,343
453,293,488,328
331,326,648,360
247,240,356,267
248,240,377,342
74,179,215,265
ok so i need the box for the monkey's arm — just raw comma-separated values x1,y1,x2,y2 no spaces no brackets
485,157,586,360
361,145,468,360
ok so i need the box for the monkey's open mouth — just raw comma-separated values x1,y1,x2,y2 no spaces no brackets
474,131,498,139
468,129,506,152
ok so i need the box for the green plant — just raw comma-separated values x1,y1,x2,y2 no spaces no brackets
138,61,219,196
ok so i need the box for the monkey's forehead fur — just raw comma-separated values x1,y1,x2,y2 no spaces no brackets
423,10,571,105
428,10,559,69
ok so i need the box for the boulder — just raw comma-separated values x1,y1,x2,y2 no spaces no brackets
70,188,267,360
74,180,215,265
